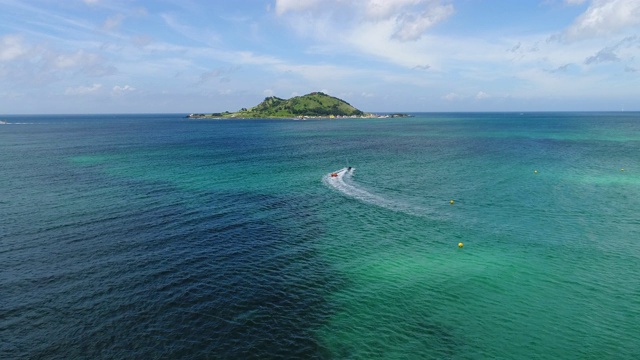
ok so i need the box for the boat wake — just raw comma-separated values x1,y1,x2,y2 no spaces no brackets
323,167,432,217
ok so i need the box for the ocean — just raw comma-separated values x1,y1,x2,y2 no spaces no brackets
1,112,639,359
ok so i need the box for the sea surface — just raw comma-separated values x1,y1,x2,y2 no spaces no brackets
1,112,639,359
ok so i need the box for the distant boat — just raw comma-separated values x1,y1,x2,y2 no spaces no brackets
329,166,353,178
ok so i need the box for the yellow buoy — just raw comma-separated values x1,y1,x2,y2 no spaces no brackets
534,170,538,174
450,199,454,205
458,242,464,248
621,168,625,172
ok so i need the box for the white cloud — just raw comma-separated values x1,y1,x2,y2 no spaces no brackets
476,91,491,100
50,50,116,77
0,35,28,61
65,83,103,95
363,0,421,19
273,0,636,85
275,0,455,42
275,0,323,15
270,0,467,78
339,19,439,68
102,14,125,31
442,92,462,101
393,3,454,41
112,85,136,95
563,0,640,41
53,50,98,69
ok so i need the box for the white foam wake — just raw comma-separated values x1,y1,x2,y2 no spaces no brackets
323,167,431,217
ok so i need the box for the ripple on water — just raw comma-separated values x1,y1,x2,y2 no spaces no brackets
2,177,345,358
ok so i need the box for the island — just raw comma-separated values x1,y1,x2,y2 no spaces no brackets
187,92,410,119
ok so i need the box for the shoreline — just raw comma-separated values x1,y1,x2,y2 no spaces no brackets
185,113,412,120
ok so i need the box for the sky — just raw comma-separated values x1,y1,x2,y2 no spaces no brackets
1,0,639,114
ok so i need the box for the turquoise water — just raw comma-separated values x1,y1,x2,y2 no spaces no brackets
2,113,639,358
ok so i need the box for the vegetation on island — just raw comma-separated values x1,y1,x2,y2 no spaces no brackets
188,92,368,119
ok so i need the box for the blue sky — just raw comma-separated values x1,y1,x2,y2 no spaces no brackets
1,0,639,113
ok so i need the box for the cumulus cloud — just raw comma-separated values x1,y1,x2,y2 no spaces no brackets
275,0,454,42
392,3,454,41
112,85,136,95
476,91,490,100
272,0,454,71
442,92,462,101
65,83,103,95
563,0,640,41
0,35,28,61
0,36,116,86
275,0,323,15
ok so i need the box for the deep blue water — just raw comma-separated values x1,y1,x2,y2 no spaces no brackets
2,113,640,359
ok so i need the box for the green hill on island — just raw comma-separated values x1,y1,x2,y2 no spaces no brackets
189,92,366,118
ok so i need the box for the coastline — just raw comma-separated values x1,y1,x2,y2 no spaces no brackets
185,92,411,120
185,113,411,120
